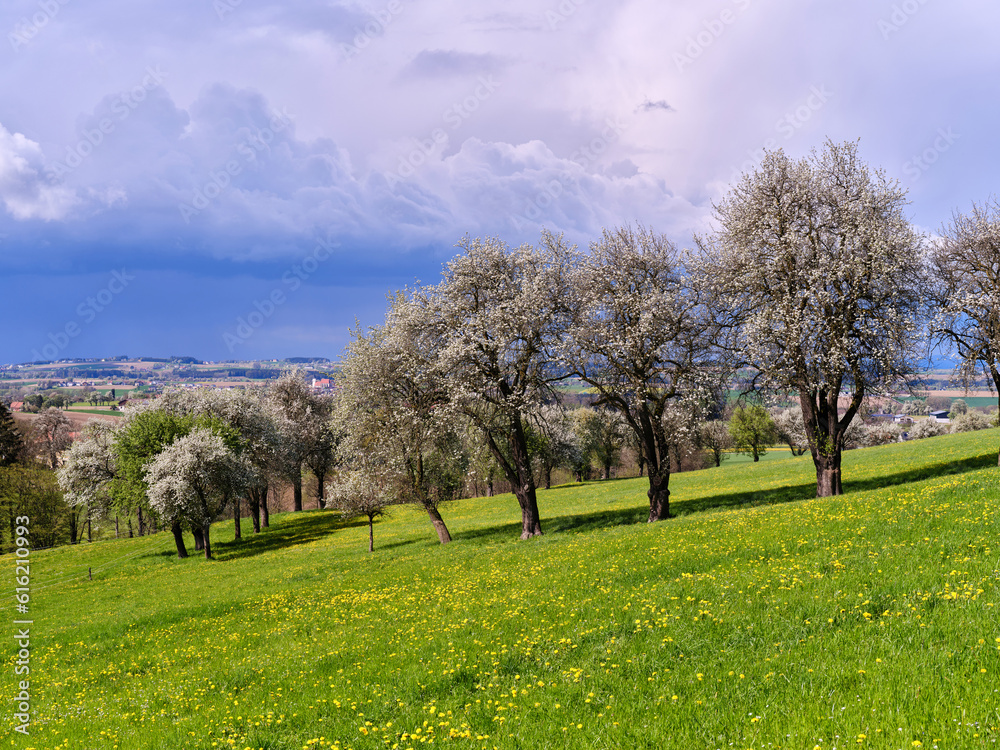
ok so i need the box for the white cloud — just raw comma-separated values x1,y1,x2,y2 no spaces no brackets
0,125,77,221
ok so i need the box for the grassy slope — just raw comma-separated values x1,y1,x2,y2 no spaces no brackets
4,431,1000,750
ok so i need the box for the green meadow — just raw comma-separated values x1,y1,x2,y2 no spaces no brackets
4,431,1000,749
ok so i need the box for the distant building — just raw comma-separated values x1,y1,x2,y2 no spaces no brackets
928,410,951,423
312,378,332,390
9,402,23,412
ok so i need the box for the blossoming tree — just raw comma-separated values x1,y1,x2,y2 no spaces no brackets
698,140,926,496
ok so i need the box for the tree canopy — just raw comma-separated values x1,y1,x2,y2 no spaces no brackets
698,139,927,496
565,224,722,520
420,232,576,538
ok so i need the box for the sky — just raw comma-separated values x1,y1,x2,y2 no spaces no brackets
0,0,997,364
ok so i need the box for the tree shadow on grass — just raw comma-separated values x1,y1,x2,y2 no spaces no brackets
452,451,999,544
211,511,357,562
673,451,998,517
179,450,997,557
845,451,996,492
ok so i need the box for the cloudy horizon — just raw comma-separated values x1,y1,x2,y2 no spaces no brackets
1,0,997,363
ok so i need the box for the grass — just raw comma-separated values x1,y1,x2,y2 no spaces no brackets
65,406,124,417
4,430,1000,749
717,447,800,465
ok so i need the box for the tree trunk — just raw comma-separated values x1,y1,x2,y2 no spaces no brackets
478,416,544,539
69,508,78,544
507,416,542,539
233,495,242,541
647,466,671,522
814,452,843,497
86,509,92,543
603,462,611,480
115,515,119,539
785,440,800,456
315,469,327,509
262,489,270,528
192,526,204,551
425,504,452,544
516,489,543,539
203,524,213,560
248,486,263,533
487,478,494,497
127,516,134,538
138,507,145,536
544,465,552,490
800,386,853,498
292,469,303,512
367,514,374,553
171,520,188,559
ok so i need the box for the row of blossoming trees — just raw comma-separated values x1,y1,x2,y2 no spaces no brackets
338,139,1000,542
57,377,338,559
58,139,1000,554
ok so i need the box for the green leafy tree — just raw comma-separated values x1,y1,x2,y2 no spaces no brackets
729,405,778,462
112,406,237,552
0,465,67,551
574,408,628,480
0,402,23,467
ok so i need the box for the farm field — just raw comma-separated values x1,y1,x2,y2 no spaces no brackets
4,430,1000,749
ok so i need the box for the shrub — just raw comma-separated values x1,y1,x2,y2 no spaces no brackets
907,418,948,440
861,422,903,447
949,411,992,433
